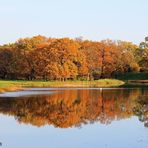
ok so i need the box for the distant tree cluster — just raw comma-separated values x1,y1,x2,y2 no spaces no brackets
0,35,147,80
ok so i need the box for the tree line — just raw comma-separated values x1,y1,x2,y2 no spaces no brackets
0,35,147,80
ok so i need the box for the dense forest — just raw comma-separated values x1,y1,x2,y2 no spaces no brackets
0,36,148,80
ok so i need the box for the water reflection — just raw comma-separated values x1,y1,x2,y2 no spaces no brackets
0,88,147,128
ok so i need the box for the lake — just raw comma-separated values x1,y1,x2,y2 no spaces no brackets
0,88,148,148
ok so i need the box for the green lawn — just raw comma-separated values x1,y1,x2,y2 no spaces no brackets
0,79,125,93
1,73,148,93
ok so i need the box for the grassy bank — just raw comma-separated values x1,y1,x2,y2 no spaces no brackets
0,79,125,93
0,82,22,93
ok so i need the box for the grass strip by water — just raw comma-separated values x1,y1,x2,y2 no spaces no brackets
0,79,125,93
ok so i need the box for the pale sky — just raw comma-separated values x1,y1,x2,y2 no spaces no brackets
0,0,148,45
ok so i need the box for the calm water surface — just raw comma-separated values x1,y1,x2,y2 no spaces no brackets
0,88,148,148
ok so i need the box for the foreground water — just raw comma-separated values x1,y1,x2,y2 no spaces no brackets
0,88,148,148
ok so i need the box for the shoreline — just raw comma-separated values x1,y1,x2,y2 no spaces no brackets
0,87,23,93
0,79,148,94
0,79,124,93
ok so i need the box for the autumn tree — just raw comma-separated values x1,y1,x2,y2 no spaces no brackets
47,38,82,80
0,44,14,79
138,37,148,71
14,35,48,80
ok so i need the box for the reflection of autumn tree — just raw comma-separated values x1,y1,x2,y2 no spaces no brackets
0,89,147,128
133,90,148,128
